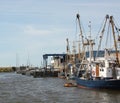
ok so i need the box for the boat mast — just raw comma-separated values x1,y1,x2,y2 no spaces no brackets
110,16,119,66
72,41,76,64
66,38,71,63
88,21,95,79
89,21,92,64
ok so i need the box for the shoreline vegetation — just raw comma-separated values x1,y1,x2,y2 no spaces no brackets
0,67,16,72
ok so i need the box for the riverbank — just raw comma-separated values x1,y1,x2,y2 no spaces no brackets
0,67,15,72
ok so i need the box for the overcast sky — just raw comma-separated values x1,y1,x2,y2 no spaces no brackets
0,0,120,67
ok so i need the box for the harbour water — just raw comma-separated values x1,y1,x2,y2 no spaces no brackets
0,73,120,103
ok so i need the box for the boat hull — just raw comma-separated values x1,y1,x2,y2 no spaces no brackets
75,77,120,90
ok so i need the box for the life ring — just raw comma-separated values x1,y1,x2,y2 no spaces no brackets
92,71,95,75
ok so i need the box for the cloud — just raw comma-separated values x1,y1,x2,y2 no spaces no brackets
23,25,53,36
23,25,73,37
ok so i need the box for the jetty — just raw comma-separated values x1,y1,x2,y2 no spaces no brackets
16,53,67,78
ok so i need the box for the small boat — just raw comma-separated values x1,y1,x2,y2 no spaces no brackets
64,82,77,87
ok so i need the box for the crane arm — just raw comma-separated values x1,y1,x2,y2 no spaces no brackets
96,15,109,57
76,14,85,52
110,16,119,65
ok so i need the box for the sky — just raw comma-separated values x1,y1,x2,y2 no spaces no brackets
0,0,120,67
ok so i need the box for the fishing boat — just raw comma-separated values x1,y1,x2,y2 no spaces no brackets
76,55,120,89
75,14,120,90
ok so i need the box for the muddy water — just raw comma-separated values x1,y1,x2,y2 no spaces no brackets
0,73,120,103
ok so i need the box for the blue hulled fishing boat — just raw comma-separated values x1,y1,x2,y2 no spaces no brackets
75,14,120,90
76,78,120,89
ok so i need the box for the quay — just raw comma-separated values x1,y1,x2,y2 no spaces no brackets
32,70,59,78
16,53,67,78
16,66,62,78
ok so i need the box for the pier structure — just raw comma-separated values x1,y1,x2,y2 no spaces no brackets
43,53,66,72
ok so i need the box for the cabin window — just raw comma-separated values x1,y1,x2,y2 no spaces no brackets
100,69,104,72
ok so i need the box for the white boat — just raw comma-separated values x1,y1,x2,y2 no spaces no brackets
75,14,120,90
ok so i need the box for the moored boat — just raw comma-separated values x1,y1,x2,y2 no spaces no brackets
75,14,120,90
64,82,77,87
76,77,120,89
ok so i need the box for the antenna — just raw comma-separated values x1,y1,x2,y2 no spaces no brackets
16,53,19,67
